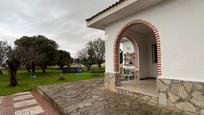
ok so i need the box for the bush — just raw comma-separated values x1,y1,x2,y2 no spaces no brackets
89,67,105,73
77,64,105,73
81,67,88,72
62,67,83,73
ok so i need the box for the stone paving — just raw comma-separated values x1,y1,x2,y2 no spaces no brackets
0,96,4,108
0,91,58,115
38,78,195,115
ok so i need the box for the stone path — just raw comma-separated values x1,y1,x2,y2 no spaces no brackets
0,91,58,115
38,78,194,115
0,96,4,109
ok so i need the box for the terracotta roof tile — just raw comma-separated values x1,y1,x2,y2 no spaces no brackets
86,0,125,22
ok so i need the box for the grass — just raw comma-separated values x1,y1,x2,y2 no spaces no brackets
0,68,104,96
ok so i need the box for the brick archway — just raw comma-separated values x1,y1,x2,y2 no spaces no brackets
114,19,161,86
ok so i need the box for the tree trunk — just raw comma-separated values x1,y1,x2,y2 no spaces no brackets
26,68,31,72
87,65,91,71
31,62,36,77
0,69,3,75
98,63,102,69
8,61,18,87
60,65,64,70
26,64,31,72
42,68,45,73
41,65,46,74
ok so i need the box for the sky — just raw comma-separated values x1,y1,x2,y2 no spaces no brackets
0,0,117,57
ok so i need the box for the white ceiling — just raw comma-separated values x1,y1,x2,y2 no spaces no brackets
128,24,154,36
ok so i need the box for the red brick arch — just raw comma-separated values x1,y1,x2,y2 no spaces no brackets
114,19,161,84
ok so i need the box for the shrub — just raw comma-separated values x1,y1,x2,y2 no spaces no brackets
89,67,105,73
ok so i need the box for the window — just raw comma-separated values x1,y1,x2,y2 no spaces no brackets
152,44,158,63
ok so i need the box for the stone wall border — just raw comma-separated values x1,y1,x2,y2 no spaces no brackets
158,78,204,114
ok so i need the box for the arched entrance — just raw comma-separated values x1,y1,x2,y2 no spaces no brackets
119,37,140,82
114,20,161,87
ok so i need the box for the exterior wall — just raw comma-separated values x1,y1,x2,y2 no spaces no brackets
105,0,204,81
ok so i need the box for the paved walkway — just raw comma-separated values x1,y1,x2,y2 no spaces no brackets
0,91,58,115
38,78,193,115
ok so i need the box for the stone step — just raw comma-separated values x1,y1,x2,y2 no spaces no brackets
116,87,159,106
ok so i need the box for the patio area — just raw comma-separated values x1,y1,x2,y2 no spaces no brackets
38,78,190,115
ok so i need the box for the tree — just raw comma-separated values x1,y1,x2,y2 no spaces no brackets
77,48,96,71
14,36,37,76
87,38,105,68
73,58,81,67
34,35,59,73
57,50,73,70
7,60,18,86
14,35,59,76
74,58,80,65
0,41,10,75
6,48,21,87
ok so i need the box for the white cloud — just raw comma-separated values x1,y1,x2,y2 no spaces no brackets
0,0,117,57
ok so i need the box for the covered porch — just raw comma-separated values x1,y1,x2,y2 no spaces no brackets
112,20,160,100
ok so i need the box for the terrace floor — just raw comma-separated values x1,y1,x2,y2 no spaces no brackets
38,78,191,115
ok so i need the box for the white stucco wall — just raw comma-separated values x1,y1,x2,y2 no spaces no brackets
105,0,204,82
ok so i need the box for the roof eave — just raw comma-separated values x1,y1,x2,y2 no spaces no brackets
86,0,125,22
86,0,137,30
86,0,165,30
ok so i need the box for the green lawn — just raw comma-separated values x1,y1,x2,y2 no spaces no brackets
0,69,104,96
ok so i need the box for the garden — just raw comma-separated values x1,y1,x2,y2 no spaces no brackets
0,68,104,96
0,36,105,96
